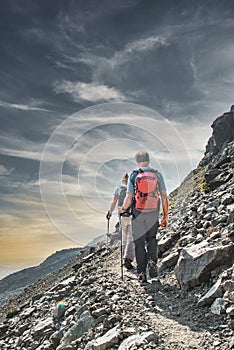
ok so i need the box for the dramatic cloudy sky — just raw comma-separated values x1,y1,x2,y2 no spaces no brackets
1,0,234,277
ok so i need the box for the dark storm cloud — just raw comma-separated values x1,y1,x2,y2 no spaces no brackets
45,0,234,120
1,0,234,116
0,154,39,181
1,0,234,247
0,0,233,164
0,0,88,112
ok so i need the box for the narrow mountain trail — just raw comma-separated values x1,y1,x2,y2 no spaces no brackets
107,248,234,350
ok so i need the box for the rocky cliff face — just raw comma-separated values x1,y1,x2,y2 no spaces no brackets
203,112,234,191
0,108,233,350
170,106,234,204
201,106,234,166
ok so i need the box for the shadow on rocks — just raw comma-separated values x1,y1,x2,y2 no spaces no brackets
125,268,228,336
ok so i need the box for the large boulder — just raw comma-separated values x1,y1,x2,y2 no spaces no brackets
174,242,234,290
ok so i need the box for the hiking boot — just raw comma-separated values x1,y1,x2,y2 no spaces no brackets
124,258,134,270
138,272,147,283
148,260,158,278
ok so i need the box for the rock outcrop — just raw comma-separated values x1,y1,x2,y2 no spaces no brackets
201,106,234,166
174,243,234,290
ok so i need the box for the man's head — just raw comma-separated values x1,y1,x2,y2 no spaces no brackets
135,151,150,167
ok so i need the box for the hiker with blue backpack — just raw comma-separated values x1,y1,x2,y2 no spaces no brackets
106,173,135,270
119,151,169,283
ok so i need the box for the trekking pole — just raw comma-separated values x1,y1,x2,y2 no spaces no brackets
119,215,124,280
107,217,110,245
106,217,110,272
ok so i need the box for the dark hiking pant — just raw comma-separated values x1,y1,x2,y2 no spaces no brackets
132,208,159,274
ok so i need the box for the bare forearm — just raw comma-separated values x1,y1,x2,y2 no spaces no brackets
109,195,118,214
118,193,133,214
110,201,116,213
160,190,169,229
122,193,133,209
162,194,168,218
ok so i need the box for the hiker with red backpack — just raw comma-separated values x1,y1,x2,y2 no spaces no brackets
106,173,135,270
119,151,168,283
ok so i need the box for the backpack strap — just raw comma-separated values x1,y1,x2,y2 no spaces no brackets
148,167,158,174
130,169,139,187
148,168,159,192
129,170,139,209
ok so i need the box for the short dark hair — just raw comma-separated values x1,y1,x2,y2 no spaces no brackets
135,151,150,163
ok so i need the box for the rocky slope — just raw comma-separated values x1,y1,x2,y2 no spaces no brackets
0,248,82,307
0,239,233,350
0,235,107,307
0,107,233,350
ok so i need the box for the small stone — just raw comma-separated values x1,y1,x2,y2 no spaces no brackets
160,251,179,269
0,324,8,337
49,330,64,347
206,206,217,212
203,213,213,221
118,331,157,349
226,305,234,316
212,215,228,226
20,307,36,318
203,221,211,229
211,298,227,315
218,204,225,212
226,291,234,303
213,339,221,346
195,233,204,243
207,230,221,241
223,280,234,292
85,326,120,350
228,317,234,330
15,323,29,336
197,279,223,306
221,194,234,206
32,317,54,340
92,307,109,318
190,205,197,211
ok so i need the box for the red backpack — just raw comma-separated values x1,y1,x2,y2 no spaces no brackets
134,169,160,212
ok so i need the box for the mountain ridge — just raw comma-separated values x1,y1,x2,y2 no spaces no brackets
0,234,107,307
0,248,83,306
0,107,233,349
